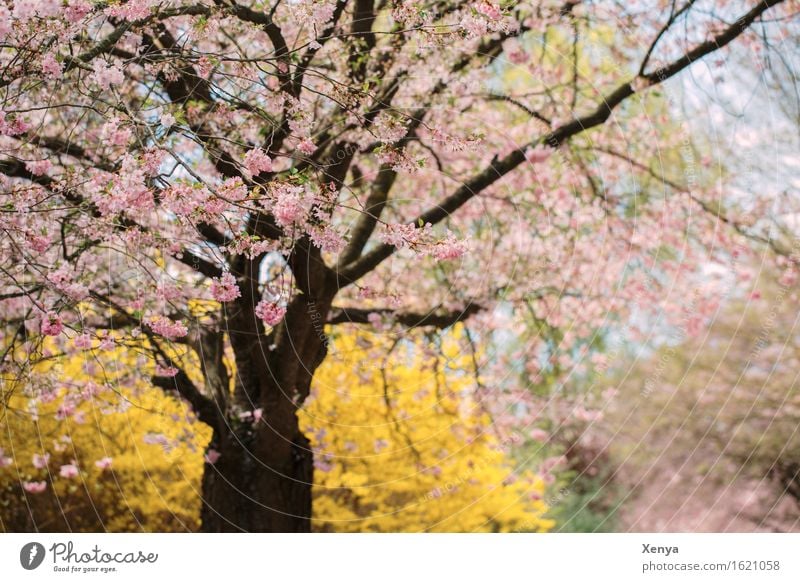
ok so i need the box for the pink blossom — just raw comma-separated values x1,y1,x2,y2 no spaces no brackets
146,316,188,340
92,61,124,90
0,448,13,468
27,233,50,253
218,177,248,202
196,56,213,79
244,148,272,176
0,6,11,40
55,402,75,420
314,454,334,473
525,146,552,164
94,457,113,470
26,159,52,176
431,232,469,261
379,223,427,248
41,53,62,79
476,1,502,20
271,187,308,228
253,408,263,423
506,39,529,65
297,139,317,155
59,463,80,479
204,449,221,464
155,364,179,377
160,112,175,129
13,0,38,20
255,300,286,326
211,272,241,302
41,312,63,337
0,111,30,136
105,0,155,21
65,0,92,22
529,428,549,442
101,118,132,147
23,481,47,494
309,226,346,253
541,456,566,473
143,432,170,448
140,148,165,176
32,453,50,469
16,0,60,18
47,265,89,301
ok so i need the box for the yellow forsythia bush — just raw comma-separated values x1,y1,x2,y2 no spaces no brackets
1,328,552,532
0,339,209,532
302,328,553,532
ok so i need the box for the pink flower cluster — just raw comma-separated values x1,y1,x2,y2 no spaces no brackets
296,139,317,155
26,159,52,176
41,312,63,336
47,265,89,301
0,111,30,136
244,148,273,176
430,232,469,261
105,0,156,21
59,463,79,479
41,53,62,79
23,481,47,494
211,272,241,302
92,60,124,90
476,1,502,20
74,333,92,349
525,146,552,164
27,232,50,253
255,300,286,326
379,222,427,248
309,226,346,253
162,183,211,217
65,0,92,22
154,364,179,377
0,448,13,468
33,453,50,469
146,316,188,340
380,223,468,261
140,148,166,176
160,112,175,129
270,184,309,229
13,0,62,20
95,456,113,470
218,177,248,202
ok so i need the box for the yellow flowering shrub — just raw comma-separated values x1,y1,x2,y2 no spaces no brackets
0,339,209,532
1,327,552,532
303,328,553,532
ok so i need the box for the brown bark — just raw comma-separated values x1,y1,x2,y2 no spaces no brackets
200,428,313,532
200,249,335,532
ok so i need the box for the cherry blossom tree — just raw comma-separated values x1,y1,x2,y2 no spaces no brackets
0,0,794,531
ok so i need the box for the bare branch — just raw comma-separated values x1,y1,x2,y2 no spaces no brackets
328,303,482,328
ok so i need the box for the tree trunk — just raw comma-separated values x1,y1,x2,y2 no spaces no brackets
199,257,334,532
200,427,313,532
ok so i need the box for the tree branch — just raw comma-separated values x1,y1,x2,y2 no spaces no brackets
334,0,786,288
328,303,482,328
